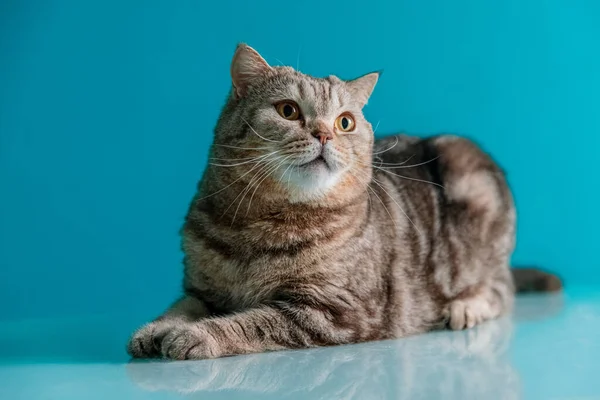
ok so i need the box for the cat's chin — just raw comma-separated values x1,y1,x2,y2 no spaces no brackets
276,162,344,203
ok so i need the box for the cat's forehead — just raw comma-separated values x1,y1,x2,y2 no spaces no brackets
263,70,353,117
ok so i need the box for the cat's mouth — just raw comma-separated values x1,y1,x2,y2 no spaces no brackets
280,151,342,196
301,155,329,170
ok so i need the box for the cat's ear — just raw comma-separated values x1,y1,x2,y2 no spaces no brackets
346,71,381,107
230,44,272,98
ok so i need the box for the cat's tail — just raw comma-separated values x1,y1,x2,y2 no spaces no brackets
511,267,563,293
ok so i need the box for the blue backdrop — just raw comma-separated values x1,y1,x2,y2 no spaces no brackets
2,0,599,321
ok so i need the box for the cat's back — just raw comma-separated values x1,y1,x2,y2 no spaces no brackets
372,134,515,298
373,134,511,210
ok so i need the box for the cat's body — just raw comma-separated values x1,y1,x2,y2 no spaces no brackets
128,45,560,360
184,134,513,340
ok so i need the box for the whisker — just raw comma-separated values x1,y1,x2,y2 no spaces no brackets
222,157,281,223
281,160,295,192
213,144,272,151
210,160,260,167
210,155,269,162
198,157,274,201
339,159,372,209
366,184,398,231
372,155,412,169
372,120,381,135
245,155,292,217
241,117,281,143
376,156,440,169
365,184,372,208
372,135,398,155
293,164,299,191
235,156,284,222
210,150,280,167
370,154,415,168
369,176,423,235
373,166,445,189
352,153,442,188
231,154,290,224
341,159,420,234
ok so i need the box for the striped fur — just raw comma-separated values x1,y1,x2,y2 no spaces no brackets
127,45,561,360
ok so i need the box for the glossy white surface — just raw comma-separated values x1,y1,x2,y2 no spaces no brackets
1,290,598,399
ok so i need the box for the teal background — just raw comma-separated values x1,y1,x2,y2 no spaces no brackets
1,0,599,321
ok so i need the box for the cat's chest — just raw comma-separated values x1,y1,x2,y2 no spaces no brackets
190,256,297,311
183,228,355,312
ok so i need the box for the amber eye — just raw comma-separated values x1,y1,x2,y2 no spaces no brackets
275,101,300,120
335,113,355,132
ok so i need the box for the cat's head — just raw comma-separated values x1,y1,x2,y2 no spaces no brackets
211,44,378,205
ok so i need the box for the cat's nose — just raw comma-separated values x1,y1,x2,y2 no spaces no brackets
312,130,334,145
311,121,334,145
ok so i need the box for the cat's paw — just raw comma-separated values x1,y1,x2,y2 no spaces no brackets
160,325,219,360
444,296,493,330
127,321,175,358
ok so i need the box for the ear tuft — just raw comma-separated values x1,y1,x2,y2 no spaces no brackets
346,71,380,107
230,44,272,98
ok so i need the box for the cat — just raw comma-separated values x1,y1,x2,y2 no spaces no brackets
127,44,561,360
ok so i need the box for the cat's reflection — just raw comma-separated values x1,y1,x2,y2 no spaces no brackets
127,316,522,399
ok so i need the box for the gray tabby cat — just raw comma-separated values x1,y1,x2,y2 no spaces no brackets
127,44,561,360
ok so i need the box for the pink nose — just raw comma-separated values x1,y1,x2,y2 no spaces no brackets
312,130,333,145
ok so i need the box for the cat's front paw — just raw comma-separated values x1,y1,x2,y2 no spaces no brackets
160,325,219,360
444,297,493,330
127,321,175,358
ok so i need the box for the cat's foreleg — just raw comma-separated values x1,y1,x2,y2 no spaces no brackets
156,300,354,360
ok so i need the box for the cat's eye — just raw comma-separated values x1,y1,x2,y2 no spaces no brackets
335,113,355,132
275,101,301,121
